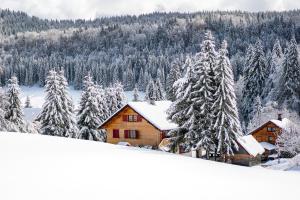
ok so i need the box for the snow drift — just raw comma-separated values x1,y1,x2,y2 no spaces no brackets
0,132,299,200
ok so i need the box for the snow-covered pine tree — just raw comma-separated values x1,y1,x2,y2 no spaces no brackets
145,78,155,101
95,85,110,122
167,59,194,151
264,39,284,101
189,30,218,154
168,31,218,154
241,40,267,124
5,76,25,131
276,37,300,114
133,85,139,101
253,96,262,125
212,40,242,159
113,82,126,110
77,74,105,141
25,96,32,108
166,61,181,101
154,78,166,100
0,87,8,131
57,70,78,138
38,70,77,137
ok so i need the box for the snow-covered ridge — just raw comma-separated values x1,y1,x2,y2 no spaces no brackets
0,132,299,200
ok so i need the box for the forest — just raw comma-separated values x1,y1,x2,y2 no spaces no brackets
0,9,300,130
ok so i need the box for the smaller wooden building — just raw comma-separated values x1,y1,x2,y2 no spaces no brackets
230,135,265,166
99,101,177,147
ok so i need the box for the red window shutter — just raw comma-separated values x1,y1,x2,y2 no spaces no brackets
123,115,128,122
135,130,139,139
113,129,119,138
137,115,142,122
124,130,129,138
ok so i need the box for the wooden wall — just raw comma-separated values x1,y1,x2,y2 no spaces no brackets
251,121,281,145
102,106,163,147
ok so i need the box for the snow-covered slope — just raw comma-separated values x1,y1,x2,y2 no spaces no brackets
0,132,299,200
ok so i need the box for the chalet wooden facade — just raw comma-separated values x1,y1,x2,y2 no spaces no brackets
249,115,295,158
99,101,177,147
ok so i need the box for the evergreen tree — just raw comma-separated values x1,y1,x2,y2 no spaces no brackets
38,70,77,137
25,96,32,108
0,87,8,131
168,31,218,154
242,40,267,124
166,61,181,101
145,78,155,101
57,70,78,138
5,76,24,131
113,82,126,110
277,37,300,113
154,78,166,101
133,85,139,102
189,30,218,153
264,39,283,100
77,74,105,141
95,85,110,123
212,41,242,158
253,96,263,126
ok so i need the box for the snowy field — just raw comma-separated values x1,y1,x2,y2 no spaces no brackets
0,132,300,200
19,86,144,121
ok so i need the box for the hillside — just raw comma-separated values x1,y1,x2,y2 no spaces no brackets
0,132,299,200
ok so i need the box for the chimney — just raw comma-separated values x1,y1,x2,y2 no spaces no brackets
278,113,282,121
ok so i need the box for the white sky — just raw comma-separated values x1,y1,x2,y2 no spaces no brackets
1,0,299,20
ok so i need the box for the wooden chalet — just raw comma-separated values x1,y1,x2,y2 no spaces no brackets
249,114,295,158
99,101,177,147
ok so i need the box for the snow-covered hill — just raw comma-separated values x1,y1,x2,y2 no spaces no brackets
0,132,299,200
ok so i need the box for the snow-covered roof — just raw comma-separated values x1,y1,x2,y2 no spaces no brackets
249,118,298,135
128,101,178,131
260,142,276,151
237,135,265,157
270,118,295,130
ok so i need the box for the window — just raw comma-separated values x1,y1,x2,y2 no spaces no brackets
124,130,138,139
267,127,276,132
268,136,274,142
128,115,137,122
113,129,119,138
123,115,142,122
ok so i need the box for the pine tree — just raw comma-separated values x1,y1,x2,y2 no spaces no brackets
277,37,300,113
242,40,267,124
154,78,166,101
95,85,110,122
113,82,126,110
25,96,32,108
167,59,194,151
0,87,8,131
133,85,139,102
166,61,181,101
77,74,105,141
38,70,78,137
253,96,263,126
264,39,283,100
5,76,24,131
168,31,218,154
145,78,155,101
188,30,218,154
212,41,242,158
57,70,78,138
